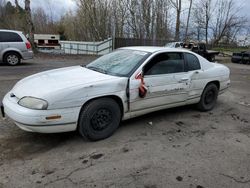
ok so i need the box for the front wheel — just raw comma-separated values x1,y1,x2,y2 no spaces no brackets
78,98,121,141
197,83,218,111
4,52,21,66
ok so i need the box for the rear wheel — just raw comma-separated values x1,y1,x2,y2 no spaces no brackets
78,98,121,141
197,83,218,111
4,52,21,66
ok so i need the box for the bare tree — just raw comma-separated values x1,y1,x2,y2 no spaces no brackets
211,0,247,45
0,0,7,26
76,0,112,41
170,0,182,41
61,10,80,40
141,0,153,38
126,0,140,38
192,0,212,44
33,7,52,34
3,0,246,44
155,0,172,40
0,0,26,30
14,0,21,11
204,0,212,44
64,0,173,40
25,0,36,50
184,0,193,42
192,7,204,41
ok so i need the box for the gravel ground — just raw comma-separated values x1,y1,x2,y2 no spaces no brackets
0,54,249,188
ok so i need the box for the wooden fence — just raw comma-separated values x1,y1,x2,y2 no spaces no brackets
114,38,171,49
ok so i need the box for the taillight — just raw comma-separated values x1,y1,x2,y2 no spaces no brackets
26,42,31,49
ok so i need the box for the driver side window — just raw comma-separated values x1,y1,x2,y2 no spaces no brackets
144,52,184,75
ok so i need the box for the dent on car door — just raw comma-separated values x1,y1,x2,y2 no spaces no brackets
184,53,203,100
129,52,191,112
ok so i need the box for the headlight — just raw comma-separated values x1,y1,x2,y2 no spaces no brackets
18,97,48,110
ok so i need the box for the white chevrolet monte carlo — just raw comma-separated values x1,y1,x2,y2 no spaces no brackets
1,47,230,141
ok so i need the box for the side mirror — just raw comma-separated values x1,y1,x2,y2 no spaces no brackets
135,71,143,80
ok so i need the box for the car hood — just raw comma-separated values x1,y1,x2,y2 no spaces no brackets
12,66,116,99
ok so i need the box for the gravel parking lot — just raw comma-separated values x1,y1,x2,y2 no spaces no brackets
0,54,250,188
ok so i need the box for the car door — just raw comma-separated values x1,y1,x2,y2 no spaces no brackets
129,52,192,112
184,52,203,100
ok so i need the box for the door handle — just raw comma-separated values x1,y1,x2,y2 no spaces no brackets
179,78,189,83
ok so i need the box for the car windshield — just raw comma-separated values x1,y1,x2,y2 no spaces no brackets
86,49,149,77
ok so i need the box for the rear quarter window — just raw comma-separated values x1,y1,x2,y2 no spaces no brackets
0,31,23,42
185,53,201,71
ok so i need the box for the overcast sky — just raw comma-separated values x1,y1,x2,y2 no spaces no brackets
10,0,250,20
10,0,77,20
233,0,250,18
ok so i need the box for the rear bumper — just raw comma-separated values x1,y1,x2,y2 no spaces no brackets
22,50,34,60
2,92,80,133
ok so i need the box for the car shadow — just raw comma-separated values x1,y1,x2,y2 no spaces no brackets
0,131,81,161
120,104,197,128
0,105,199,162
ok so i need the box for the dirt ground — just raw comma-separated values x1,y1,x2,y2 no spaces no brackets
0,53,249,188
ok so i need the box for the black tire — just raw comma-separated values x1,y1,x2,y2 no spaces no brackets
197,83,218,111
4,52,21,66
78,98,121,141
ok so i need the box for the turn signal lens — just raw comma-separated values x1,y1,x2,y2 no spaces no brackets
45,115,61,120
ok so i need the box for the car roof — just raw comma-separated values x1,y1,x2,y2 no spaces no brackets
167,42,183,44
0,29,23,34
120,46,191,53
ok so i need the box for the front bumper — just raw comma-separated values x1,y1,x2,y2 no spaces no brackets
2,92,81,133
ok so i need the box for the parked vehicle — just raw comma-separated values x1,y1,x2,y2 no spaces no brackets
166,41,220,62
165,42,183,48
1,47,230,141
0,29,33,65
186,43,220,62
231,51,250,64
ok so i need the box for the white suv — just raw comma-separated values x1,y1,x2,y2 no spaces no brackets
0,29,34,65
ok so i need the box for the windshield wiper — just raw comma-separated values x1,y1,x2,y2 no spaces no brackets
86,66,107,74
